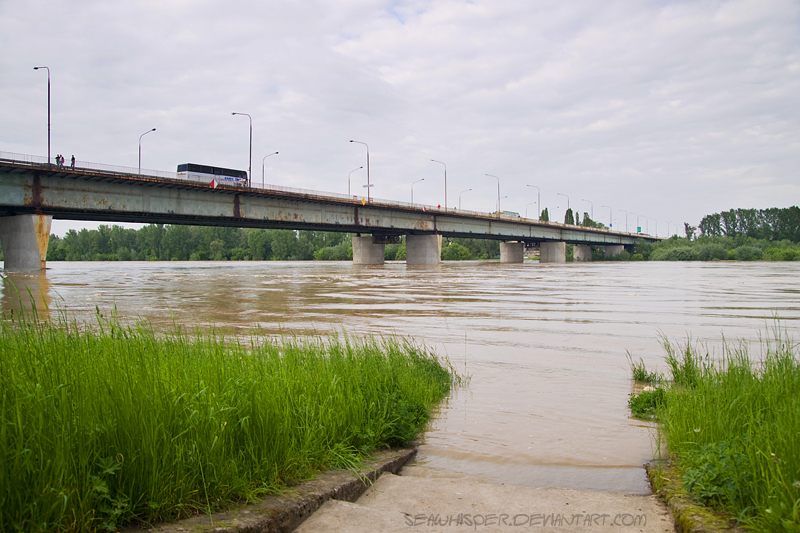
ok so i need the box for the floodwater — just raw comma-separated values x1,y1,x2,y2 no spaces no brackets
3,261,799,494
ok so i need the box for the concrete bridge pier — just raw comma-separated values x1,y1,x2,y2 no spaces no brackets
500,242,525,263
406,234,441,265
0,214,52,271
574,244,592,261
604,245,625,258
540,241,566,263
352,235,385,265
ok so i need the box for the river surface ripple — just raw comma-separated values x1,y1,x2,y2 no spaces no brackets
4,261,799,494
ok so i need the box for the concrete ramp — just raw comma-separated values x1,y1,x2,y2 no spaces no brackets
296,470,674,532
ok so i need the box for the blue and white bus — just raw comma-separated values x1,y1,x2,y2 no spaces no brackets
176,163,248,187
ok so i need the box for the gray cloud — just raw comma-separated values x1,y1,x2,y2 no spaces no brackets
2,0,798,235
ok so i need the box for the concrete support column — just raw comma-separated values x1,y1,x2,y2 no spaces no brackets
0,214,52,271
500,242,525,263
539,241,566,263
352,235,385,265
573,244,592,262
406,234,441,265
604,245,625,258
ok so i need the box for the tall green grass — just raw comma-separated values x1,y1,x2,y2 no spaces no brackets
0,309,457,532
640,331,800,531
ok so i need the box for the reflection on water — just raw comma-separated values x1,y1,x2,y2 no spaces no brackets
3,261,799,493
1,271,51,320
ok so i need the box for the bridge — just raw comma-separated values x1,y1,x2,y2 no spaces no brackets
0,153,659,270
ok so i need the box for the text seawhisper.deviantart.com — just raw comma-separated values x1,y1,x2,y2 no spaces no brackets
404,512,647,528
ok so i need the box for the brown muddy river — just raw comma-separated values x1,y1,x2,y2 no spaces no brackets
4,260,799,494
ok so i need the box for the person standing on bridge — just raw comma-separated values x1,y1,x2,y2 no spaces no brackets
71,155,75,170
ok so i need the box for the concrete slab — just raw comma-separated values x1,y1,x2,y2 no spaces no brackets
406,234,441,265
298,470,675,532
540,241,566,263
574,244,592,262
500,242,524,263
0,214,52,271
352,235,385,265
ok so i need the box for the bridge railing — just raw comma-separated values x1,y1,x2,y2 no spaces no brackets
0,151,179,180
1,151,649,237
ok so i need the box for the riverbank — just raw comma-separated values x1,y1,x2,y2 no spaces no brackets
0,310,457,532
629,330,800,531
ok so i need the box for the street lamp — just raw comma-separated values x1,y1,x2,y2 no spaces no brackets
486,174,500,213
138,128,156,175
411,178,424,204
350,140,370,201
618,210,628,233
602,205,613,228
231,112,252,187
526,185,540,220
459,188,472,210
666,220,672,237
581,199,593,220
261,152,278,188
557,193,570,222
525,201,537,219
430,159,447,210
33,66,50,164
650,218,657,237
348,166,363,198
631,212,640,233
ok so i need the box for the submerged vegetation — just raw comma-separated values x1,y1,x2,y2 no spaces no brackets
629,331,800,531
0,308,458,532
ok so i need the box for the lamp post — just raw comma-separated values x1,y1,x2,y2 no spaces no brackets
430,159,447,210
138,128,156,175
649,217,657,236
485,174,500,213
350,140,370,201
33,66,50,164
411,178,424,205
619,210,628,233
526,185,540,220
581,199,593,220
261,152,278,188
666,220,672,237
348,166,363,198
525,202,537,219
459,188,472,210
231,112,252,187
602,205,613,228
557,193,570,222
631,212,640,233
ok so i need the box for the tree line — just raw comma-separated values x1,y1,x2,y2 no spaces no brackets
39,225,503,262
696,207,800,242
45,225,353,262
539,208,606,229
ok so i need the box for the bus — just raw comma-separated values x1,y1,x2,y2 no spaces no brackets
176,163,248,186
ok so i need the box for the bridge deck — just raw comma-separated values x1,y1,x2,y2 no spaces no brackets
0,158,658,246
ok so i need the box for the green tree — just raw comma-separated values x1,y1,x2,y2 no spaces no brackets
540,208,549,222
247,229,272,260
564,208,575,225
441,242,472,260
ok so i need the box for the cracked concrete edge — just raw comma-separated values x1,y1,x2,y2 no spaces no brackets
125,448,417,533
644,461,748,533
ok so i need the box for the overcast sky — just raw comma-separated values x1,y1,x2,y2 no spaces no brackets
2,0,798,237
